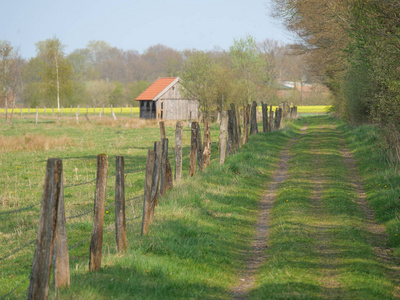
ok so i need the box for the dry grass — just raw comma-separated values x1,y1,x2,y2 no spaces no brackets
0,135,73,152
91,117,188,129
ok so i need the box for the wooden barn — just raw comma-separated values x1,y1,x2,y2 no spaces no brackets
135,77,199,120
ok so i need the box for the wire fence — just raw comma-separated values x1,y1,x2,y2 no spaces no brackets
0,118,227,299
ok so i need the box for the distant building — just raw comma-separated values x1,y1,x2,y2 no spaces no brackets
135,77,199,120
275,81,330,100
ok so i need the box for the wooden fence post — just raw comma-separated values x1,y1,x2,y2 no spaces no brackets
203,119,211,168
36,107,38,125
174,121,183,181
159,121,172,190
160,138,169,196
250,101,258,135
230,104,239,151
189,122,198,176
269,105,274,132
227,109,234,155
27,158,69,299
89,154,108,272
149,142,161,223
141,149,156,236
53,160,69,290
236,107,242,148
44,106,46,115
115,156,127,253
219,111,228,164
262,102,269,133
196,122,204,171
242,105,248,144
111,105,117,121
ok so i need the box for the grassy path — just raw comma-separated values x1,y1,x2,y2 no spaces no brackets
250,116,400,299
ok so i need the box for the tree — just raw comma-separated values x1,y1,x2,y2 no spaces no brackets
0,41,13,120
0,41,23,121
229,35,269,105
36,37,72,111
180,51,218,113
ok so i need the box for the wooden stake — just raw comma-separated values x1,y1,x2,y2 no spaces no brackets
27,159,65,299
227,109,234,155
196,122,204,171
219,111,228,164
250,101,258,135
203,119,211,167
115,156,127,253
149,142,161,223
141,150,155,236
53,160,70,290
160,138,168,196
189,122,198,176
174,121,183,181
89,154,108,272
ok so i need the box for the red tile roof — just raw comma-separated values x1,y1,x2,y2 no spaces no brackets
135,77,177,101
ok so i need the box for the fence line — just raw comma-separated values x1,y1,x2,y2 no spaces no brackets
1,101,298,299
0,201,41,215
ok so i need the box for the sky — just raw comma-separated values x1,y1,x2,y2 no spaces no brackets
1,0,293,60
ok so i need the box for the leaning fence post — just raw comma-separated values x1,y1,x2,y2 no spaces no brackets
89,154,108,272
27,158,66,299
141,150,156,236
149,142,161,223
159,121,173,190
189,122,198,176
115,156,127,253
219,111,228,164
174,121,183,181
160,138,169,197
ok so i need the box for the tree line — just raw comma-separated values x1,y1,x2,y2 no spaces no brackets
272,0,400,159
0,36,323,112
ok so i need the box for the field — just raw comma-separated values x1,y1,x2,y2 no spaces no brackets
0,105,330,117
2,113,399,299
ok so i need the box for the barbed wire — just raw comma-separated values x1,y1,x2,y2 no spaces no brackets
0,275,30,300
126,215,142,222
65,178,96,189
0,201,41,216
68,234,92,251
0,238,36,263
126,194,144,203
66,208,93,220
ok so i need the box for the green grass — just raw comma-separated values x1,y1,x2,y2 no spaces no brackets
1,115,399,299
251,116,398,299
0,116,291,298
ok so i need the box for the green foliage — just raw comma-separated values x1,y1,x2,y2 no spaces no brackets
110,81,124,106
230,35,269,104
126,80,151,106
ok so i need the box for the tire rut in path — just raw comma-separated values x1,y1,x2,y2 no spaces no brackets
309,124,344,298
231,124,308,299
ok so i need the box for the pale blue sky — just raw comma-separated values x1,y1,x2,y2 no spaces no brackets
1,0,292,59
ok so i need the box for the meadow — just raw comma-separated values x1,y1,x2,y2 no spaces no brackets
3,111,399,299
